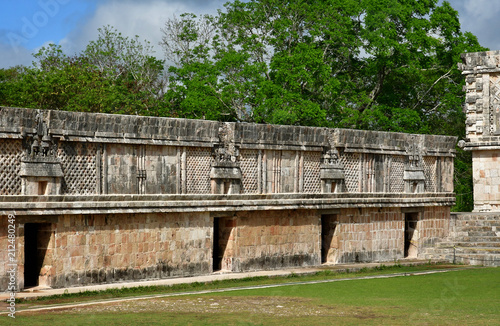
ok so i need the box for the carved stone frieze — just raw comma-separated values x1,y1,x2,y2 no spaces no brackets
404,135,425,193
320,130,345,193
20,110,63,195
211,122,241,194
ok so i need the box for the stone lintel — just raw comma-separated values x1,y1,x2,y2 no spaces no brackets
403,168,425,181
320,165,345,180
20,161,64,177
210,166,242,179
462,141,500,151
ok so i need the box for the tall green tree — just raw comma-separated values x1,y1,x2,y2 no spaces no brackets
160,0,485,210
162,0,485,131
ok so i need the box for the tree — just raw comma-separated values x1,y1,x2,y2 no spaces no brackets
161,0,485,130
161,0,485,210
1,26,167,116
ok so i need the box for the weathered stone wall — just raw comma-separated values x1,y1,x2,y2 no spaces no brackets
459,51,500,211
323,206,450,264
0,205,452,289
0,106,457,290
470,150,500,211
335,208,403,263
0,138,454,197
0,212,212,290
231,210,320,271
0,106,456,197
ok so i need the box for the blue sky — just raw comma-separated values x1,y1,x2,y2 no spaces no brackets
0,0,499,69
1,0,97,49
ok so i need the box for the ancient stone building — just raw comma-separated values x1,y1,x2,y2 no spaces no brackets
0,106,456,290
430,50,500,267
459,50,500,211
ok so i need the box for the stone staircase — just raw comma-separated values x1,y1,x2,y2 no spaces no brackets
422,213,500,266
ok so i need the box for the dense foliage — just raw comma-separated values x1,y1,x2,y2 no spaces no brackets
0,0,487,211
0,26,167,116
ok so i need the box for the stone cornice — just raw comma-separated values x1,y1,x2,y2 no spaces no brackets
0,193,455,216
0,106,457,156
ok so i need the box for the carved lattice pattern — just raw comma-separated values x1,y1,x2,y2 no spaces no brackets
423,156,437,192
240,149,259,194
58,142,97,195
303,151,321,193
339,152,360,193
186,147,212,194
390,155,405,193
0,139,23,195
490,77,500,134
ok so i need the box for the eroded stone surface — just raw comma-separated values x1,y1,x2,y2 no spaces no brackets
0,107,456,289
460,51,500,211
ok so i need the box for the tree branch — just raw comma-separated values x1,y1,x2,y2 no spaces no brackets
411,67,453,111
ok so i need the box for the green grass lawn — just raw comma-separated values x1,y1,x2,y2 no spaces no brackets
2,267,499,325
11,263,456,307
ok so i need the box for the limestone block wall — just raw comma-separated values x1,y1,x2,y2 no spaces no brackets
0,216,13,290
459,51,500,211
471,150,500,211
0,213,212,289
333,206,450,263
335,208,403,263
419,206,451,247
229,210,320,271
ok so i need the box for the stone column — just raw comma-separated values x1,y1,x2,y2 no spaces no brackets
459,51,500,211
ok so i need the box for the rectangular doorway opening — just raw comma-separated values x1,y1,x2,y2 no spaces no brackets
24,223,52,288
321,214,338,264
404,213,418,258
213,217,221,271
212,217,234,272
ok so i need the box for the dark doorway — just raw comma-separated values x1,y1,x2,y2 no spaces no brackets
404,213,418,258
212,217,234,272
213,218,221,271
321,214,338,264
24,223,52,288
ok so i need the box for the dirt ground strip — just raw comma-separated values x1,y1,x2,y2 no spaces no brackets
20,296,383,319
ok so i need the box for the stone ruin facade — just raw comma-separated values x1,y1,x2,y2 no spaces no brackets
0,106,456,290
459,51,500,211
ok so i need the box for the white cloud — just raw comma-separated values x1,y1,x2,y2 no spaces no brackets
463,0,500,20
0,42,34,68
461,0,500,50
59,0,225,60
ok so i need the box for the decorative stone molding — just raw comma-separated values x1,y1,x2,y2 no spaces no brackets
211,122,242,194
321,130,345,193
20,110,63,195
459,51,500,210
404,135,425,193
210,161,242,194
212,122,239,164
0,106,457,199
